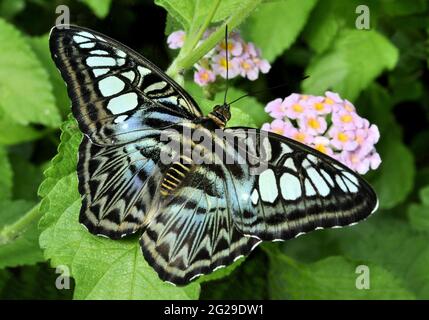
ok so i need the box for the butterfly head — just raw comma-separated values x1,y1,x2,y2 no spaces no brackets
208,103,231,128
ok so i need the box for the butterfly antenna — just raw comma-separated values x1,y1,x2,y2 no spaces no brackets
223,25,229,106
228,75,310,105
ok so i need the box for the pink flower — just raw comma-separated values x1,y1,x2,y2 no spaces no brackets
283,94,308,120
238,57,259,80
218,38,243,57
211,54,240,78
308,96,332,115
261,119,292,136
332,109,364,130
298,114,328,136
265,98,286,119
329,127,358,151
284,126,314,145
262,91,381,175
194,67,215,86
167,30,185,49
312,136,334,156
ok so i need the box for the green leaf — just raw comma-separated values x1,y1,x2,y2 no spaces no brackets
0,0,26,20
336,216,429,298
0,18,61,127
302,29,399,101
381,0,427,16
0,264,73,299
303,0,374,54
156,0,253,31
28,34,70,117
0,200,44,268
10,154,43,201
408,185,429,231
0,146,12,201
39,119,200,299
80,0,112,19
372,139,415,210
241,0,318,62
267,251,415,299
201,250,268,299
0,113,43,145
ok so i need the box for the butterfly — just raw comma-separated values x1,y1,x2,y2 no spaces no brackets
49,25,378,286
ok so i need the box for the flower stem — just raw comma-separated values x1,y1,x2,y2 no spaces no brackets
0,203,41,245
166,0,263,80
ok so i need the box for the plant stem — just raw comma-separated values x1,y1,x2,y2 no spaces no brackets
0,203,41,245
166,0,263,80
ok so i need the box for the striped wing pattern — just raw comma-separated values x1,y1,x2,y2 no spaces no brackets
50,25,378,286
223,128,378,241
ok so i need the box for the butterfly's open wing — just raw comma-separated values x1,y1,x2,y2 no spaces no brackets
223,128,378,241
139,164,260,285
49,25,203,145
50,25,203,238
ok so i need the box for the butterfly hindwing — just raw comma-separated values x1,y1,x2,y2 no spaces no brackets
140,164,260,285
223,128,378,241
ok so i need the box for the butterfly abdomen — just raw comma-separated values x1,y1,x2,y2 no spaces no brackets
160,155,194,196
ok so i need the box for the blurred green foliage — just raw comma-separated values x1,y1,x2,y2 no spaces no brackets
0,0,428,300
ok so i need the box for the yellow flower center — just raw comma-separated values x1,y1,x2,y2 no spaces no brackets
292,103,303,113
273,128,284,135
324,98,334,105
200,71,210,82
315,144,327,154
314,102,324,111
340,114,353,123
220,41,233,52
307,118,320,129
338,132,349,142
241,61,251,70
294,132,306,143
219,57,228,68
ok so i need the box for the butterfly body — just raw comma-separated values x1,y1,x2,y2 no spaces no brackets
50,25,378,285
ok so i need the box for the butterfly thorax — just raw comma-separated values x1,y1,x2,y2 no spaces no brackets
205,103,231,129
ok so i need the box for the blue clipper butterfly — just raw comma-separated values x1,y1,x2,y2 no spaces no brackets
49,25,378,285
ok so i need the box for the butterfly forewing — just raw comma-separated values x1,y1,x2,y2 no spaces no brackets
223,128,378,241
49,25,202,145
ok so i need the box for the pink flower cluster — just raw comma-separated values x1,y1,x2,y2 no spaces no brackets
167,30,271,86
262,92,381,174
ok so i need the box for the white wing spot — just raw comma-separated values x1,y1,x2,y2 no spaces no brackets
343,176,358,193
86,56,116,67
144,81,168,93
77,31,95,39
307,154,318,164
117,58,126,66
80,42,95,48
107,92,138,114
92,68,110,77
320,169,335,186
98,76,125,96
342,171,359,186
280,172,301,200
307,167,330,196
114,115,128,124
304,178,316,196
116,49,127,58
251,189,259,205
258,169,278,203
335,175,348,192
281,143,293,154
284,158,297,171
121,71,135,82
90,50,108,55
73,35,89,44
